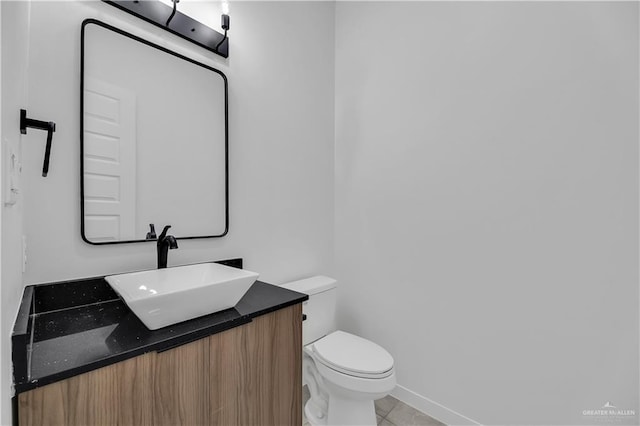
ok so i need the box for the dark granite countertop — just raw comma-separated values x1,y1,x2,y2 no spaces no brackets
12,259,307,394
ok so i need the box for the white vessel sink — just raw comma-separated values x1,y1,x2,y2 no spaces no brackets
105,263,259,330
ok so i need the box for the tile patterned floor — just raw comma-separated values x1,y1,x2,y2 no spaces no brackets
302,386,446,426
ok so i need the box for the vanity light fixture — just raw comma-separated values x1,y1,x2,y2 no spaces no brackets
216,0,230,51
165,0,179,26
103,0,230,58
222,0,230,29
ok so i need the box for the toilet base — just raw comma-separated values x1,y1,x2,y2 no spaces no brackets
328,396,377,426
305,396,377,426
305,399,327,426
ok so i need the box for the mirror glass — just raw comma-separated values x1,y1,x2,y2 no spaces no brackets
81,20,227,244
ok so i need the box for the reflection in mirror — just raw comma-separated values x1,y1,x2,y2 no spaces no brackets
81,20,228,244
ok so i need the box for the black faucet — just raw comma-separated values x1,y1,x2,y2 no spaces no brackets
157,225,178,269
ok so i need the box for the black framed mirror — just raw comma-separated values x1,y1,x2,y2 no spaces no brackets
80,19,228,244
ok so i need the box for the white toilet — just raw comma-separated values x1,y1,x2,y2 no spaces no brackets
281,276,396,426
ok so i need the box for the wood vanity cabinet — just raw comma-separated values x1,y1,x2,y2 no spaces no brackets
17,304,302,426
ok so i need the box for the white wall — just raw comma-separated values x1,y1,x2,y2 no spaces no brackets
20,1,335,285
0,4,3,422
1,2,30,424
335,2,639,425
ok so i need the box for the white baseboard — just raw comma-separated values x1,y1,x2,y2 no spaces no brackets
390,384,482,426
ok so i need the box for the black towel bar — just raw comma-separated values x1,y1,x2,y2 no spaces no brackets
20,109,56,177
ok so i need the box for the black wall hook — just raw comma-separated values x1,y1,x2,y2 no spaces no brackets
20,109,56,177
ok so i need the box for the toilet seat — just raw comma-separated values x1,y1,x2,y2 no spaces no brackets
311,331,394,379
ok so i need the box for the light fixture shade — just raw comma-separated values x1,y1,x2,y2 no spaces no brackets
102,1,229,57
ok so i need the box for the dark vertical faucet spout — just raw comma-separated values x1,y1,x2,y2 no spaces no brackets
157,225,178,269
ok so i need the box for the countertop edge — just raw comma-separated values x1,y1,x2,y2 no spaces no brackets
13,315,253,394
11,287,33,386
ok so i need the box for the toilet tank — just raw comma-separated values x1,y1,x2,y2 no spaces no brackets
280,276,337,345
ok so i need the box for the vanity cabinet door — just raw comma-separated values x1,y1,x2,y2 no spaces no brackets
151,338,209,425
17,304,302,426
18,352,155,426
209,303,303,425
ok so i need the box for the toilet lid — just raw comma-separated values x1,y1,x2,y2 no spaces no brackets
312,331,394,378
